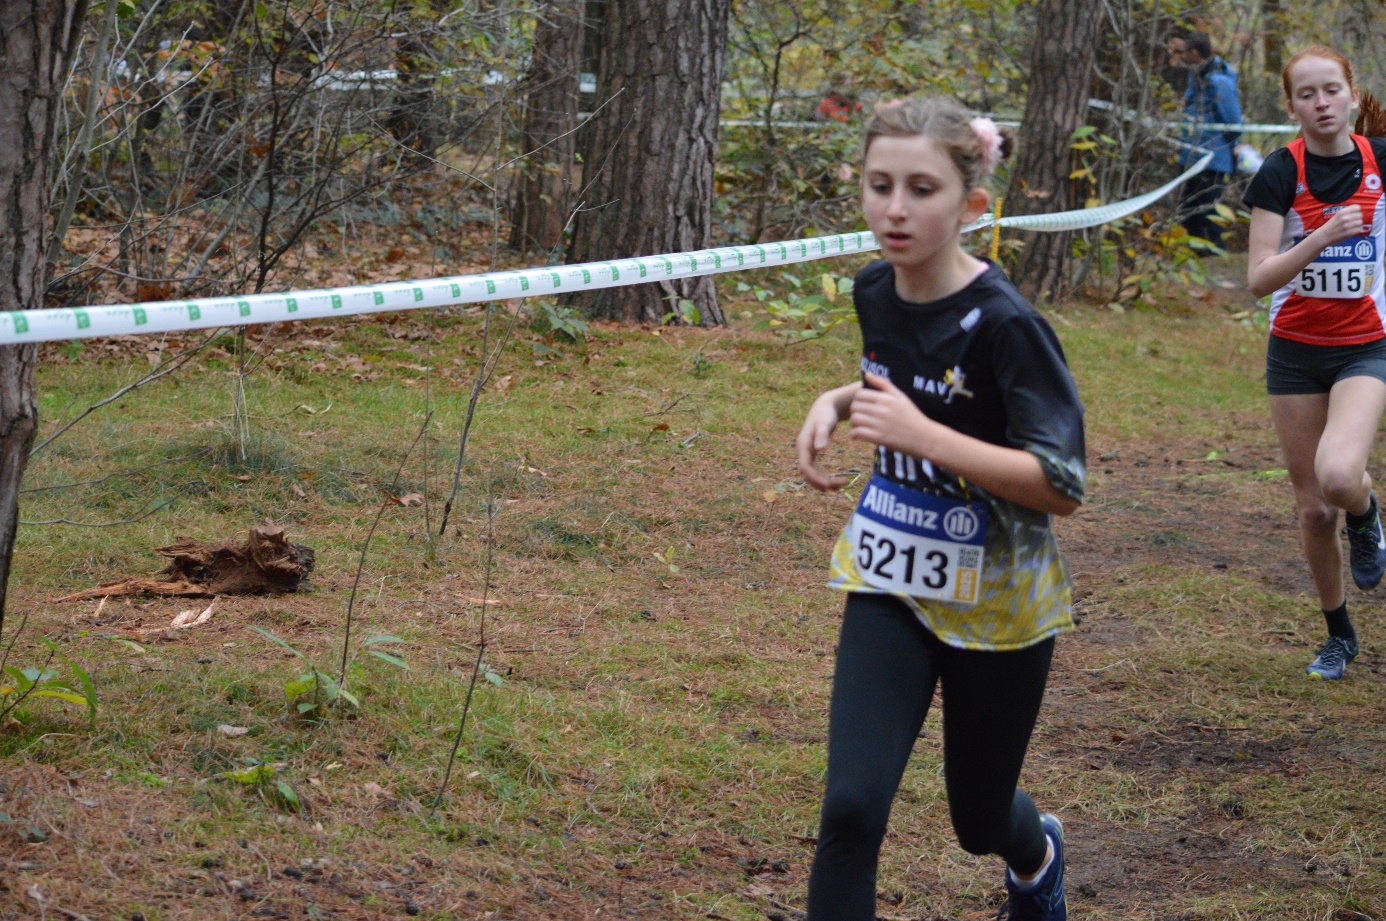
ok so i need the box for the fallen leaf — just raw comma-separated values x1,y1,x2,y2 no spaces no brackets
171,600,215,629
291,484,307,499
454,595,500,606
26,886,43,904
217,724,250,737
762,490,779,503
651,422,670,432
362,782,392,798
397,493,424,507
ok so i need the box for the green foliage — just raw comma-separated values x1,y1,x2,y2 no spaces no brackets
0,639,98,728
750,271,855,340
663,298,703,327
220,760,302,812
529,301,590,344
248,626,408,719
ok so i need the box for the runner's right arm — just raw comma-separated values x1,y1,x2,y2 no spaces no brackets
1247,204,1368,297
798,382,862,491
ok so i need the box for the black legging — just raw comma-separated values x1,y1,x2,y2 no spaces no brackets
807,592,1054,920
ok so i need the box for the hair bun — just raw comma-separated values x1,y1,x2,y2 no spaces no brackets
996,125,1015,162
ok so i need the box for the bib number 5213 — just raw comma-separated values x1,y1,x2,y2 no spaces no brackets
855,529,948,589
847,474,988,606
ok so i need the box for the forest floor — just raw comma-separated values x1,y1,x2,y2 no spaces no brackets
2,246,1383,921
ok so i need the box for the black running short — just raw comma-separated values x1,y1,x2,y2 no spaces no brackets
1265,334,1386,395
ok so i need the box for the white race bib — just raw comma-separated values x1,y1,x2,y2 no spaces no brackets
846,474,988,606
1295,235,1376,299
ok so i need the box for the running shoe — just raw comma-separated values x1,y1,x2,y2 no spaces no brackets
1346,493,1386,590
996,814,1066,921
1305,635,1359,681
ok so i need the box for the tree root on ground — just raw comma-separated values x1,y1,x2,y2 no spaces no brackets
56,523,315,601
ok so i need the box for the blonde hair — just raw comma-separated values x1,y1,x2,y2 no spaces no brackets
863,97,1015,190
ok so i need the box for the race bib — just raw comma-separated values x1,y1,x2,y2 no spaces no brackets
846,474,988,606
1295,235,1376,299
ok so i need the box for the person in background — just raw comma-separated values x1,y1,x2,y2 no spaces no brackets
1244,46,1386,681
1176,31,1243,248
815,74,861,124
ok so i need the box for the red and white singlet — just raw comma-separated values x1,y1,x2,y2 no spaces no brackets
1271,135,1386,345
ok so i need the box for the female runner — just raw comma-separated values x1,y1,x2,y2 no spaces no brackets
1244,46,1386,681
796,97,1086,921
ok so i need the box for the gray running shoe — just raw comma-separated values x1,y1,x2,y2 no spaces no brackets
1306,635,1359,681
1346,493,1386,590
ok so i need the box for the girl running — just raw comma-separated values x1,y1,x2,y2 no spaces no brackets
1244,46,1386,681
796,97,1086,921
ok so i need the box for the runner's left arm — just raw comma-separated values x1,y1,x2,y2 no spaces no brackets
1248,205,1368,297
848,374,1079,516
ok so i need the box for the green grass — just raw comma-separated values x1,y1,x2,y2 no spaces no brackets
2,279,1382,920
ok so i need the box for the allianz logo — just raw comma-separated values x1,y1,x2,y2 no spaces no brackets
1320,239,1375,260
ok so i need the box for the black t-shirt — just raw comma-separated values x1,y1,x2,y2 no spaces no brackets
853,260,1086,503
1243,137,1386,214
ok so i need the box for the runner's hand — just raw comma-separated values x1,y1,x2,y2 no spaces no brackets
1316,204,1368,247
850,373,932,455
797,394,848,491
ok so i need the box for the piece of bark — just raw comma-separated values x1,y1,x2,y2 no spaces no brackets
158,523,314,594
56,523,314,601
56,578,207,602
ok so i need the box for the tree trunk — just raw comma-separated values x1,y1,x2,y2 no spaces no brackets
1004,0,1102,306
0,0,89,635
1262,0,1285,79
569,0,730,325
510,0,585,254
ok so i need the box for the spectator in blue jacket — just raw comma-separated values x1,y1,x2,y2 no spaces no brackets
1176,31,1243,247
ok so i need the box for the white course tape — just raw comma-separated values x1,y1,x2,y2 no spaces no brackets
2,153,1211,346
962,151,1213,234
1,234,878,345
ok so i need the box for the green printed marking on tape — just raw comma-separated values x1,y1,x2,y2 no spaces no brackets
373,291,385,305
755,246,767,263
736,251,744,265
133,308,147,326
75,310,91,330
238,300,251,317
690,256,699,271
637,263,647,278
659,258,673,275
286,297,298,313
580,269,591,284
485,279,496,295
799,241,809,256
450,283,461,298
413,287,424,302
604,263,619,281
331,294,343,309
519,276,530,291
776,243,787,259
10,313,28,334
712,254,722,268
551,273,561,288
187,303,201,321
818,238,827,253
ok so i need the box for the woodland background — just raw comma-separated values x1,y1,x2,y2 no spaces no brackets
1,2,1385,920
